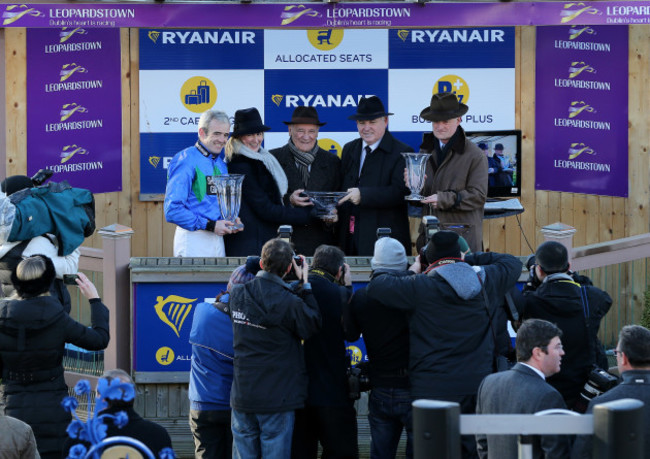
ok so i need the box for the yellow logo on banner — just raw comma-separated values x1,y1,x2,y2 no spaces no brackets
280,5,319,26
149,156,161,168
180,77,216,114
397,30,410,42
156,347,175,366
60,27,87,44
60,63,88,82
148,30,161,43
60,144,89,163
568,142,596,160
272,94,284,107
568,61,596,79
307,29,344,51
433,75,470,105
560,3,601,24
568,101,595,119
568,26,596,40
154,295,196,338
2,5,44,26
347,345,363,366
318,138,342,158
60,103,88,122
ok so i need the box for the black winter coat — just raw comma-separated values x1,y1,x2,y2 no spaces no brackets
522,273,613,407
0,295,109,458
225,154,311,257
270,144,343,256
339,131,412,256
229,271,321,413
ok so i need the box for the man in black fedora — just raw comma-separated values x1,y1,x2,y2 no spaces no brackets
415,92,487,253
270,106,342,256
338,96,413,256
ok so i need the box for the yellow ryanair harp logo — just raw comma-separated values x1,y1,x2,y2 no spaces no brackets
397,30,410,42
272,94,284,107
154,295,196,338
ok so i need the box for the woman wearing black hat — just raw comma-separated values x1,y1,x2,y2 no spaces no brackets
0,255,109,458
224,107,313,256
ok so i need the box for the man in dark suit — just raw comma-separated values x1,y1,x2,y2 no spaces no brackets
475,319,571,459
572,324,650,458
270,106,342,256
338,96,413,256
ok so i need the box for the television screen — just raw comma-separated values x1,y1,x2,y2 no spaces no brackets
466,129,522,198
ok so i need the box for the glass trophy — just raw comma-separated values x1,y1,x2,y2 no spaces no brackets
304,191,348,220
214,174,244,230
402,152,431,200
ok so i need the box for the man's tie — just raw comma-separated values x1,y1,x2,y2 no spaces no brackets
359,145,372,177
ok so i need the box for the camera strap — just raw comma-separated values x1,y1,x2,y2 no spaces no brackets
477,274,506,372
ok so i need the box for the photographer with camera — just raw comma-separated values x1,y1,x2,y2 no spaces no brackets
291,244,358,458
0,172,80,313
572,325,650,459
522,241,613,412
343,235,413,459
229,238,321,458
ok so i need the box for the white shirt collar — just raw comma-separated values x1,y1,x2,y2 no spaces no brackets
520,362,546,380
363,139,382,152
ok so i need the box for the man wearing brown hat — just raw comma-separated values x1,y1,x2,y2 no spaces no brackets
415,92,488,253
338,96,413,256
270,106,342,256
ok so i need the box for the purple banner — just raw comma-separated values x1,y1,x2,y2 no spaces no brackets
3,2,649,29
535,26,628,197
26,28,122,193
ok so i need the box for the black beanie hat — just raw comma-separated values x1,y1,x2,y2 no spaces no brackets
11,254,56,298
425,230,461,263
1,175,33,196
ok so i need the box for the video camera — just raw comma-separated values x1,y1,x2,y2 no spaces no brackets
418,215,439,270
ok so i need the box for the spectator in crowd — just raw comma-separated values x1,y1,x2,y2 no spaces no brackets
343,237,413,459
415,92,488,253
292,245,357,458
572,324,650,459
0,256,109,458
0,174,80,313
271,106,342,256
225,108,314,257
522,241,612,411
0,412,40,459
229,238,321,458
366,231,521,458
338,96,413,256
164,109,242,257
188,258,260,459
476,319,571,458
62,369,173,458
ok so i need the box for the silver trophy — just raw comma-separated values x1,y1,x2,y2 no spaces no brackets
304,191,348,220
214,174,244,230
402,152,431,200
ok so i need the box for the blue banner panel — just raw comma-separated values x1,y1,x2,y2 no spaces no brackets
133,282,227,373
139,29,264,70
263,69,388,132
139,132,197,196
389,27,515,69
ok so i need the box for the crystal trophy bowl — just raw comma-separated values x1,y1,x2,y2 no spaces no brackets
402,152,431,201
214,174,244,230
304,191,348,220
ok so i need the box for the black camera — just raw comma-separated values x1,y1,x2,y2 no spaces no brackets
347,363,371,400
376,227,391,239
63,274,79,285
524,255,542,290
418,215,440,269
574,368,620,413
31,168,54,187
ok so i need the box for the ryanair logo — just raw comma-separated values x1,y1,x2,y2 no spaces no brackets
60,103,88,122
148,30,160,43
273,94,373,108
406,29,505,43
60,144,89,163
2,5,44,26
150,30,255,45
568,101,595,119
560,2,601,24
280,5,319,26
60,63,88,82
60,27,87,44
568,61,596,79
154,295,196,338
568,142,595,160
149,156,161,168
568,26,596,40
397,30,410,42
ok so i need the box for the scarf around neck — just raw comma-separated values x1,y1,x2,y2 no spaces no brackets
234,142,288,197
288,139,319,188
